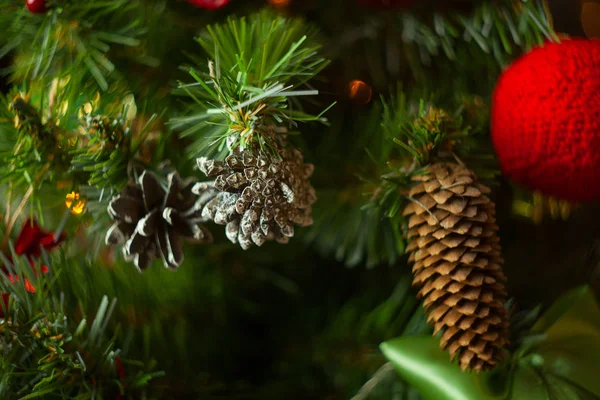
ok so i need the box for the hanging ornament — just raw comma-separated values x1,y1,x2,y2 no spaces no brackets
0,219,66,317
268,0,290,8
196,141,316,250
105,170,214,270
26,0,47,14
187,0,229,10
65,191,87,215
14,219,66,268
491,39,600,202
403,163,509,372
357,0,415,8
348,80,373,105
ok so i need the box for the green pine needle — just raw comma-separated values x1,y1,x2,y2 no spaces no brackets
0,249,157,399
171,11,331,159
0,0,146,93
400,0,556,68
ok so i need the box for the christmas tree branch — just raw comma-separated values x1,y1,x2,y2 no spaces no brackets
350,362,395,400
399,0,556,68
0,249,160,398
0,88,164,228
380,87,498,179
172,11,332,159
0,0,147,92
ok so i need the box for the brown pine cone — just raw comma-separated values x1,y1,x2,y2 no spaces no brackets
106,170,215,270
403,162,509,372
196,145,316,249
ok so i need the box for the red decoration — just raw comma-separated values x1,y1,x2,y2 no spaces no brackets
115,355,126,400
26,0,47,14
187,0,229,10
0,220,66,317
15,219,65,264
491,39,600,202
357,0,415,8
348,80,373,105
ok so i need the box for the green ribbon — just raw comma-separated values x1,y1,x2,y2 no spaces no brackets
380,286,600,400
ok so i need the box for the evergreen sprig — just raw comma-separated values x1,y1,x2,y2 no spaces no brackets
69,105,160,194
0,91,72,207
400,0,557,69
0,0,147,92
172,11,332,159
0,88,161,223
381,89,498,177
308,189,406,269
0,249,159,398
382,94,470,166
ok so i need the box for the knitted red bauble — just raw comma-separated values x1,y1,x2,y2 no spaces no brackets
491,39,600,202
26,0,47,14
357,0,414,8
187,0,229,9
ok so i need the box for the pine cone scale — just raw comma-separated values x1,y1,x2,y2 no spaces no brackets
137,209,160,236
141,171,164,211
108,195,143,224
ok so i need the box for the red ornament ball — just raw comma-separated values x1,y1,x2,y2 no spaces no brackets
357,0,415,8
26,0,47,14
187,0,229,10
491,39,600,202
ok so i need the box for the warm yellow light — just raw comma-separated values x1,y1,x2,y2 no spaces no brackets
348,80,373,105
65,191,87,215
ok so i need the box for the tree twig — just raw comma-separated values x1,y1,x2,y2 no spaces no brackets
350,362,396,400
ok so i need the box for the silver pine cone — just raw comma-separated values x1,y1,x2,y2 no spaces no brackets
106,170,215,270
195,146,316,249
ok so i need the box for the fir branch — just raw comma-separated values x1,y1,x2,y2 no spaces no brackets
382,92,470,166
197,11,327,88
400,0,557,68
0,88,161,226
380,88,499,177
0,250,158,398
0,0,147,92
171,11,331,159
69,106,158,194
307,189,406,268
0,90,72,218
